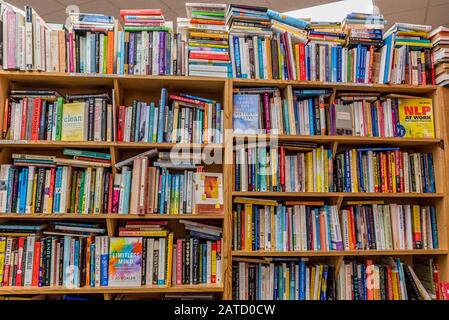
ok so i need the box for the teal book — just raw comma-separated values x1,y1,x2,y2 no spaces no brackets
63,149,111,160
55,97,64,141
122,168,132,214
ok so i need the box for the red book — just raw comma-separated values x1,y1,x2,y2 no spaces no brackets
189,52,229,61
349,207,356,250
440,283,449,300
280,146,285,191
49,167,56,211
169,95,205,107
299,43,306,81
211,242,217,283
20,98,28,140
262,92,270,133
394,150,400,192
73,156,111,164
318,212,325,251
365,259,374,300
120,9,162,16
434,262,441,300
107,173,113,214
190,19,225,25
126,220,168,226
16,237,25,286
386,266,394,300
32,240,41,286
176,239,183,285
117,105,126,142
31,98,42,140
430,54,436,85
378,102,385,137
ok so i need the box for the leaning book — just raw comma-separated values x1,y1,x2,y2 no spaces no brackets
108,237,143,287
398,98,435,138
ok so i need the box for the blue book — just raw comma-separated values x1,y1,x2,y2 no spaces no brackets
430,206,439,248
276,206,282,251
122,168,132,214
267,9,308,29
314,209,321,251
232,36,243,78
344,150,351,192
90,242,95,287
337,46,342,82
320,266,328,300
428,154,435,193
100,240,109,286
331,46,337,82
53,167,62,213
134,102,141,141
258,37,264,79
308,99,314,136
19,168,28,213
73,239,80,287
383,34,395,83
273,266,278,300
16,170,23,213
300,260,306,300
357,150,364,192
157,88,167,142
202,243,207,283
233,94,260,134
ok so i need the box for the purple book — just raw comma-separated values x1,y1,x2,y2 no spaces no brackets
129,33,135,75
159,31,166,75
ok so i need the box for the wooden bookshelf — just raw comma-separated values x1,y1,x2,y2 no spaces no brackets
0,71,448,300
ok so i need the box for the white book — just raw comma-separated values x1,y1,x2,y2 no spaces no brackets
23,236,35,286
93,167,104,214
206,240,212,284
94,236,101,287
158,238,166,285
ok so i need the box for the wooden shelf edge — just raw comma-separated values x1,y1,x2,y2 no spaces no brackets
231,192,445,198
0,214,225,220
0,284,224,295
232,249,448,257
0,141,224,149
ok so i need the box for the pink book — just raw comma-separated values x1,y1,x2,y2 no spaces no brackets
262,92,271,133
68,32,74,72
176,239,183,285
120,9,163,16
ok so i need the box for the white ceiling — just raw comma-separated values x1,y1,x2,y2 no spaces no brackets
6,0,449,28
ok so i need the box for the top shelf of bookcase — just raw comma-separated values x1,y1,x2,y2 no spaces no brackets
0,71,439,94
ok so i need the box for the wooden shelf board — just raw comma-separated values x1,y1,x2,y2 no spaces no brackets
232,249,448,257
232,192,444,198
232,78,438,93
232,134,442,147
115,142,224,150
0,214,225,220
0,284,224,295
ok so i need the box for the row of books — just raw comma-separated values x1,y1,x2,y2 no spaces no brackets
3,91,114,142
232,199,439,252
0,220,222,287
232,88,435,139
117,89,223,144
234,144,436,194
1,1,446,86
233,256,439,300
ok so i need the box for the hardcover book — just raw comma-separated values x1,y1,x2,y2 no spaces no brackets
61,102,86,141
108,237,143,287
194,172,224,214
233,94,260,134
397,98,434,138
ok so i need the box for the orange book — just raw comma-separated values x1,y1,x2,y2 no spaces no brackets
266,38,272,80
107,31,115,74
318,211,326,251
365,259,374,300
348,207,356,250
2,98,9,139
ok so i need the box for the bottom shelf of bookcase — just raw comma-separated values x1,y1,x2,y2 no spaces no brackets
232,249,448,257
0,284,224,295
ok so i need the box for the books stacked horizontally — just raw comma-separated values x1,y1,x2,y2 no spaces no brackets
185,3,230,78
113,150,224,215
117,88,223,144
0,2,66,72
172,220,222,285
0,222,107,288
380,23,435,85
335,148,435,193
337,257,436,300
0,151,112,214
342,13,386,83
234,143,334,192
430,26,449,86
67,12,119,74
330,94,435,138
227,5,272,79
340,203,438,251
117,9,174,75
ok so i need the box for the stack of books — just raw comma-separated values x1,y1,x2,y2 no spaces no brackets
0,152,112,215
342,13,386,83
117,89,223,144
340,203,438,251
112,150,224,215
227,5,272,79
337,257,435,300
67,12,119,74
380,23,435,85
118,9,173,75
172,220,222,285
185,3,230,78
429,26,449,86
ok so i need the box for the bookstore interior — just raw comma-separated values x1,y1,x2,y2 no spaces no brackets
0,0,449,302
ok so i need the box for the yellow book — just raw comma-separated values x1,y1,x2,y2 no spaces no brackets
397,30,428,37
310,267,316,299
189,31,228,39
373,155,379,192
351,149,358,192
324,151,329,192
234,197,277,206
166,233,174,285
317,148,322,192
61,102,86,141
0,237,5,284
245,203,253,251
211,242,217,283
285,264,290,300
306,152,313,192
31,172,38,213
188,42,228,49
365,102,372,136
412,205,421,248
271,145,277,191
266,38,272,80
390,152,396,192
315,265,322,300
397,98,434,138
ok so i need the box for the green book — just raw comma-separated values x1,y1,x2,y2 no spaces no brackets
55,97,64,141
63,149,111,160
78,171,85,214
124,26,170,32
69,171,77,213
191,10,224,17
103,36,108,74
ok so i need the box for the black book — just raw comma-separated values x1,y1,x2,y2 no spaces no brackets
403,263,422,300
38,100,47,140
101,99,107,141
130,100,137,142
185,238,191,284
232,265,238,299
141,237,147,285
248,265,255,300
192,238,199,285
58,238,65,286
88,98,95,141
102,171,110,213
79,238,86,287
34,168,46,213
152,240,159,285
181,239,186,284
20,237,27,286
352,261,359,300
75,33,81,73
327,265,336,300
10,168,19,213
